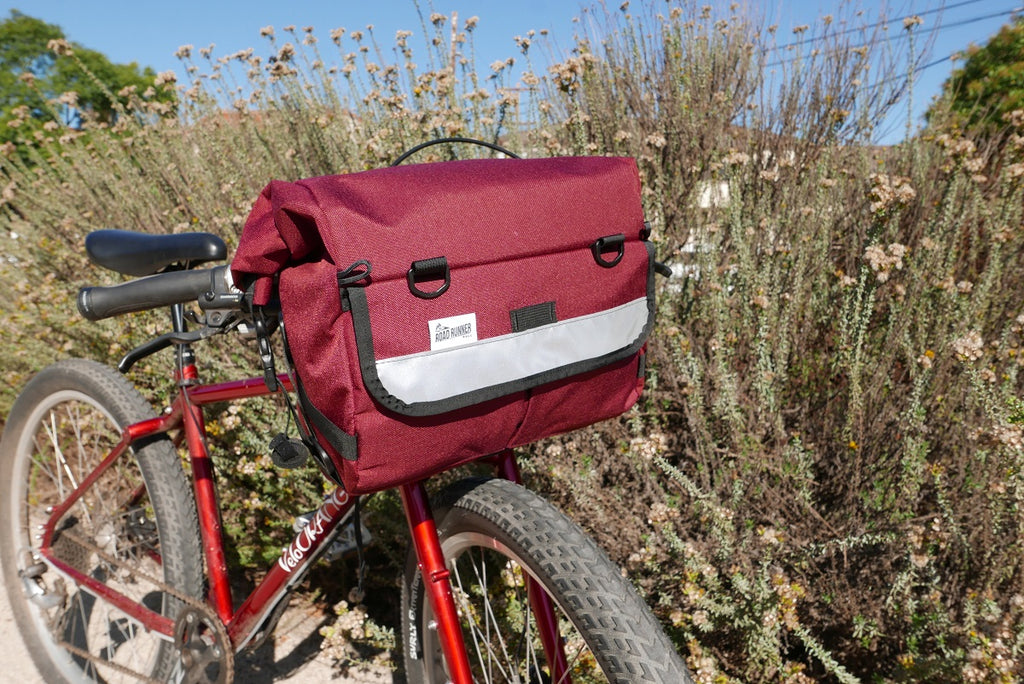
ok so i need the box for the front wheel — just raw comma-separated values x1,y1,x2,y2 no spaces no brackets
0,359,204,683
401,477,693,683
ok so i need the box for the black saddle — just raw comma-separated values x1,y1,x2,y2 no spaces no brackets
85,230,227,276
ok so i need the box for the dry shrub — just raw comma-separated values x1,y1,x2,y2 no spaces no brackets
520,4,1024,683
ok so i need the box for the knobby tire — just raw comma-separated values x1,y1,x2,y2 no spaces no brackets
0,359,204,683
401,477,694,684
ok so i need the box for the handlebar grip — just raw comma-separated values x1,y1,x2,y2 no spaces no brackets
77,268,222,321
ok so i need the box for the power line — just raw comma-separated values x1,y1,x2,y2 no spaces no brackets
874,54,954,90
926,6,1022,37
767,0,992,53
763,7,1021,69
876,37,992,89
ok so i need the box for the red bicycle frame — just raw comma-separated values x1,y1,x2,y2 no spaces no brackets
37,359,569,683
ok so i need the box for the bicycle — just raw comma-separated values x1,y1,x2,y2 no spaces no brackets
0,227,693,683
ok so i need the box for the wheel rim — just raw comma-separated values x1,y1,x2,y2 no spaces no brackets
5,389,172,683
418,530,609,684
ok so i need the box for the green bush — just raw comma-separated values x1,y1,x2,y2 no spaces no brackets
3,3,1024,682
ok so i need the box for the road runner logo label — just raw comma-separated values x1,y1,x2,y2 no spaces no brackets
429,313,478,351
278,488,350,573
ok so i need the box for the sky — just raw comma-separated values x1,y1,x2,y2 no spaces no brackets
2,0,1021,144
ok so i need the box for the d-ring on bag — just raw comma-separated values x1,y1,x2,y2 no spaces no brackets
232,149,657,494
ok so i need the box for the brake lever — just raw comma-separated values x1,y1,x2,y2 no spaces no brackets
117,325,228,373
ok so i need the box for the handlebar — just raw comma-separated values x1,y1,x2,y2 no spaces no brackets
77,265,239,321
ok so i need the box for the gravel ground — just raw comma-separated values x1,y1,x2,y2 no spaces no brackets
0,554,395,683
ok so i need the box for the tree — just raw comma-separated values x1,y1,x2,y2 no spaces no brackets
0,10,174,150
938,16,1024,134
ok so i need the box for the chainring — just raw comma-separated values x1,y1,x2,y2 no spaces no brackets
173,605,234,684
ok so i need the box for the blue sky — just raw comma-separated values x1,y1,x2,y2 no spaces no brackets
2,0,1021,144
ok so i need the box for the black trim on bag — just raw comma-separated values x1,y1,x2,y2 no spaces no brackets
338,261,373,313
342,241,658,418
510,301,556,332
279,322,344,481
295,378,359,461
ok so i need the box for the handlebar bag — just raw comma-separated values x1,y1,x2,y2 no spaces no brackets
232,155,656,494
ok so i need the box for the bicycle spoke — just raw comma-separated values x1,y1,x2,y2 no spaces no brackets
51,409,81,495
453,555,518,683
443,546,581,684
470,556,514,679
28,437,61,497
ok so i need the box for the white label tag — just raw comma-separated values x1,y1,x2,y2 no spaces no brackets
429,313,478,351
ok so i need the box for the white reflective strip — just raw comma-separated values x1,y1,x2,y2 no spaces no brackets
375,297,649,404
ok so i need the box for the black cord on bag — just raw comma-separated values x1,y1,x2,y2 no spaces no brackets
391,137,521,166
349,497,367,604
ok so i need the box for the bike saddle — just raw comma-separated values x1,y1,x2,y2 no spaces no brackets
85,229,227,277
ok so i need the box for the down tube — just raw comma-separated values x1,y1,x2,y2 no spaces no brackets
227,487,355,649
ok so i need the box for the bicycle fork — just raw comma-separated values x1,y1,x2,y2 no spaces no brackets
403,450,572,684
401,481,475,684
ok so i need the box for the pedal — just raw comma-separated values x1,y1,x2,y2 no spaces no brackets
20,564,63,610
20,561,47,579
292,512,371,562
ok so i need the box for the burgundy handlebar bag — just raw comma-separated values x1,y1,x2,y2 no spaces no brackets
232,155,656,494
